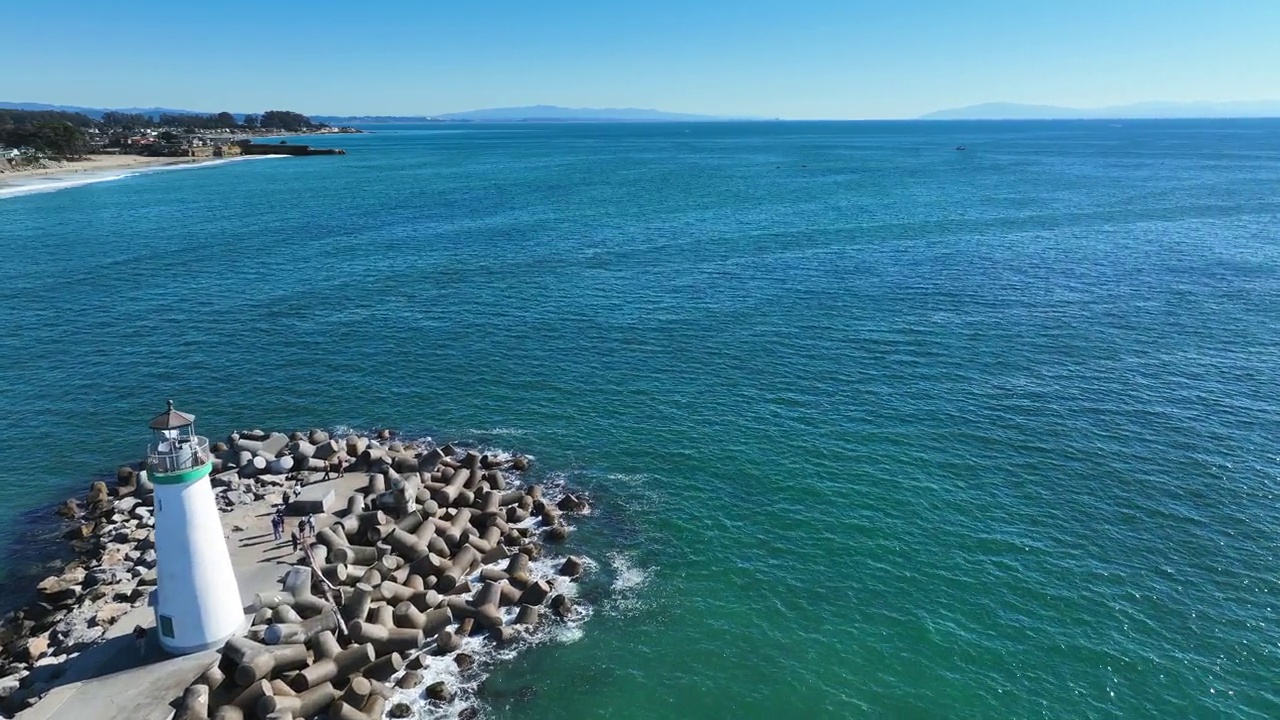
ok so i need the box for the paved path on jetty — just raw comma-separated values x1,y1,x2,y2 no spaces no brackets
17,473,368,720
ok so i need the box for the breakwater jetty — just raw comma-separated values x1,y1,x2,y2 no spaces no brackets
0,417,591,720
238,141,345,156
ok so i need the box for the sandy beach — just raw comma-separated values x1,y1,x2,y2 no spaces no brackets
0,154,223,190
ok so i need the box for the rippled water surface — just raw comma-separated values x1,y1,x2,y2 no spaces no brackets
1,120,1279,718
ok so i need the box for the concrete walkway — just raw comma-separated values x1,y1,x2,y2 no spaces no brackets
17,472,369,720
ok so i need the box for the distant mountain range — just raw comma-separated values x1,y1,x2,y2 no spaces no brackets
1,102,740,123
921,101,1280,120
0,101,217,118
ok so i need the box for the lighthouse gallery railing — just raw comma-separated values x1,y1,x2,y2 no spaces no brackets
148,435,211,474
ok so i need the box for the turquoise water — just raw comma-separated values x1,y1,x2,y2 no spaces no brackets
1,120,1279,718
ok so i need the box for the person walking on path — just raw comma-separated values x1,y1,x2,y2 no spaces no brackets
305,513,316,537
290,530,300,553
133,625,147,658
297,518,308,541
271,514,283,541
336,453,346,478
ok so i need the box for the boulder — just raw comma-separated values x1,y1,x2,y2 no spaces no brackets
85,481,112,513
558,556,583,576
55,498,82,519
19,634,49,663
425,681,452,702
0,673,21,700
116,466,137,487
51,610,104,648
557,494,588,512
93,603,132,627
85,566,133,588
36,574,83,606
99,546,129,567
388,702,414,719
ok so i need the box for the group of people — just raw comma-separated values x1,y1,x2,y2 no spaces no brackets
269,480,319,553
266,456,352,552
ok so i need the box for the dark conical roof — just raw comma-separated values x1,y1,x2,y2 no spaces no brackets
148,399,195,430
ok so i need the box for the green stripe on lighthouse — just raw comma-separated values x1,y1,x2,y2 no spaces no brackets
150,460,213,485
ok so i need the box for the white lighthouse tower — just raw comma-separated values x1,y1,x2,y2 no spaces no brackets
146,400,245,654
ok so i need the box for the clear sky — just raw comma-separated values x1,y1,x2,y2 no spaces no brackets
4,0,1278,119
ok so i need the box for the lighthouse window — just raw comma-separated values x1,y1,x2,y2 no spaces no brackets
159,615,175,639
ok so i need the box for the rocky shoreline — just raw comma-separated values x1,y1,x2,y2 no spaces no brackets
0,465,159,713
0,427,591,719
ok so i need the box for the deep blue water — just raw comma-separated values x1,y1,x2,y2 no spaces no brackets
1,120,1279,719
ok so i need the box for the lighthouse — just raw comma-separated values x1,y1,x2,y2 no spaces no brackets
146,400,245,654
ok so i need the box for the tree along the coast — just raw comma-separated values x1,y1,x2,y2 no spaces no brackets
258,110,324,132
0,120,90,158
0,107,329,159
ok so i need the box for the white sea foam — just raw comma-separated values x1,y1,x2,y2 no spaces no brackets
388,547,595,718
608,551,651,592
465,427,529,437
372,438,593,718
0,154,286,199
603,551,655,619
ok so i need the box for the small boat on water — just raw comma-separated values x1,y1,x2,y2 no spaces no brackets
955,145,966,151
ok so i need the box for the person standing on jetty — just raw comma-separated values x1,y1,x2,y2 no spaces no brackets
290,529,300,554
270,514,283,541
133,625,147,658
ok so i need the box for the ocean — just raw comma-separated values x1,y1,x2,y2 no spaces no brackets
0,120,1278,719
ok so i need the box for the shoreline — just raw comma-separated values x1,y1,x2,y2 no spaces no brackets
0,427,592,720
0,155,228,194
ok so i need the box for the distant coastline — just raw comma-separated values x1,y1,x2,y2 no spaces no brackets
920,100,1280,120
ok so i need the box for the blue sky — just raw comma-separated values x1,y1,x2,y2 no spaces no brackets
4,0,1278,119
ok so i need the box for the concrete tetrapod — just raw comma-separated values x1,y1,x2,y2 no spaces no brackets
266,681,340,719
175,683,211,720
263,606,339,645
362,651,404,682
348,620,424,654
232,642,311,686
342,583,374,625
310,629,342,660
287,643,376,692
